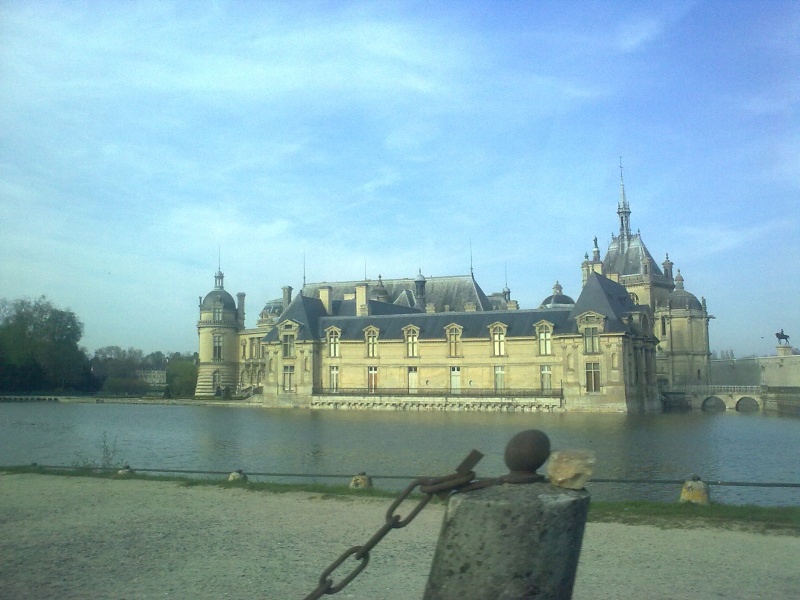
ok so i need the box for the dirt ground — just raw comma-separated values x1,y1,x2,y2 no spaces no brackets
1,474,798,599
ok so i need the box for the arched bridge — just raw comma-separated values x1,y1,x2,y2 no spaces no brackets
667,386,764,412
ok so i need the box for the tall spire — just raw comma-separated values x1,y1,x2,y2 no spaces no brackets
215,247,224,289
618,157,631,239
469,240,474,277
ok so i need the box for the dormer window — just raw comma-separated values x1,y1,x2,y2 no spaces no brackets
445,324,463,357
213,306,222,321
489,323,507,356
326,328,341,358
282,333,295,358
535,321,553,355
364,326,379,358
403,325,420,358
577,312,605,355
584,327,600,354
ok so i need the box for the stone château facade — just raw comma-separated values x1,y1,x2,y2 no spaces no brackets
195,173,711,412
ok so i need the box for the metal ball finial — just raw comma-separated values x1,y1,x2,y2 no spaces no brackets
504,430,551,475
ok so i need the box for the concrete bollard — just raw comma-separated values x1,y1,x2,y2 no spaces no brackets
680,474,710,505
424,430,590,600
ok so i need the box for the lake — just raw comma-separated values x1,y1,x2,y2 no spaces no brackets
1,402,798,506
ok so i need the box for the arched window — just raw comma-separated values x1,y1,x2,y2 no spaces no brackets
489,324,507,356
403,326,420,358
445,324,462,357
364,327,379,358
536,323,553,355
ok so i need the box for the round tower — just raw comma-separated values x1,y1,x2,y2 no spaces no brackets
654,270,712,387
195,270,243,397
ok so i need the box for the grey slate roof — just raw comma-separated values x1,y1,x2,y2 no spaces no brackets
301,274,494,313
264,272,642,343
603,233,663,277
570,273,639,333
316,309,573,341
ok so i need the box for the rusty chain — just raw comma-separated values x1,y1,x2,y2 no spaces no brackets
303,449,484,600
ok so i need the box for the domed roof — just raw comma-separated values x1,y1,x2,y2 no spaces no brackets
539,281,575,309
669,270,703,311
202,289,236,310
260,298,284,316
201,270,237,310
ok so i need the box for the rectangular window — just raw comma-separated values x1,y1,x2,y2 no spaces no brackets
408,366,418,394
450,366,461,394
213,335,223,361
213,307,222,321
241,342,246,359
584,327,600,354
538,329,552,355
329,331,340,358
329,366,339,392
494,366,505,391
282,365,295,392
492,327,506,356
661,316,667,336
406,331,419,358
282,334,295,358
366,332,378,358
585,362,600,392
367,366,378,393
540,365,552,390
250,339,257,359
448,329,461,357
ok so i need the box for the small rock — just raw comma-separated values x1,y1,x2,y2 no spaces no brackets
228,469,248,482
547,450,596,490
117,466,134,476
680,475,710,505
349,472,373,490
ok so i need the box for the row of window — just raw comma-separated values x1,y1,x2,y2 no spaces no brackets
216,326,600,363
219,362,602,394
314,363,602,393
323,327,595,358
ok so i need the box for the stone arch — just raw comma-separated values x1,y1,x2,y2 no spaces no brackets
736,397,759,412
701,396,726,411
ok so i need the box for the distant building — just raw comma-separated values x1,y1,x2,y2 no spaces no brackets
195,171,711,412
136,370,167,387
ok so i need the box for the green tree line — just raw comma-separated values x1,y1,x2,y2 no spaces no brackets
0,297,197,396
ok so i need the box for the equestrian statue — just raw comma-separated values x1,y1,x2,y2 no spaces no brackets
776,329,790,346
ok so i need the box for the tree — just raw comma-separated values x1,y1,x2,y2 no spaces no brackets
0,296,93,392
165,352,198,397
91,346,148,395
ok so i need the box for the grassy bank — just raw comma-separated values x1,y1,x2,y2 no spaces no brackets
3,465,798,535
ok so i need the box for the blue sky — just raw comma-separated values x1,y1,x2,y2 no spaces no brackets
1,1,797,357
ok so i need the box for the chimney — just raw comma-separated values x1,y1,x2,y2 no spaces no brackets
507,300,519,310
236,292,246,326
282,286,293,310
319,286,332,314
355,282,369,317
464,302,476,312
426,303,436,314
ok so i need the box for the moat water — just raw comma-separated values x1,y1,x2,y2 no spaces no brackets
1,402,798,506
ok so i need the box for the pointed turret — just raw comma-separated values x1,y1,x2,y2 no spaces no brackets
617,158,631,240
618,158,632,240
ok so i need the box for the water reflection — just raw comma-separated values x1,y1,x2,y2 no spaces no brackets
0,403,797,505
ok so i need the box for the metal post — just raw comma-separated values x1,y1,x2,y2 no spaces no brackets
424,430,590,600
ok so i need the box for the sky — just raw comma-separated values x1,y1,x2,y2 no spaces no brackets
1,0,797,358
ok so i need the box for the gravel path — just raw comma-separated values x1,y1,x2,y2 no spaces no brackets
1,474,798,599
